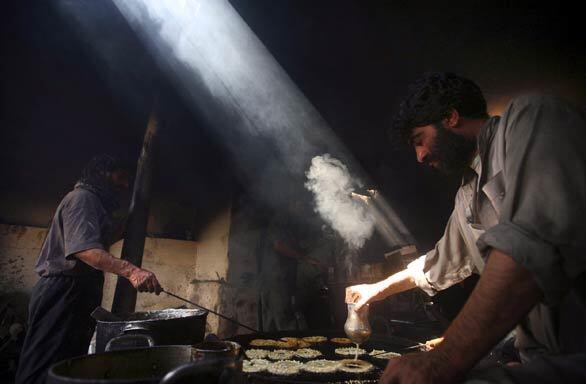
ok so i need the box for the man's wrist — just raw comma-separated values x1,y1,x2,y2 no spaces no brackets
120,260,139,279
432,340,469,376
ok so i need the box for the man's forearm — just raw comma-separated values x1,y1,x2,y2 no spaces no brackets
377,268,417,297
75,248,138,279
434,249,542,374
347,268,417,304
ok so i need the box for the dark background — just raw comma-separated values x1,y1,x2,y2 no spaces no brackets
1,0,584,251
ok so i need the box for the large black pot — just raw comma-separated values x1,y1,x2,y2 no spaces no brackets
95,309,207,353
47,345,194,384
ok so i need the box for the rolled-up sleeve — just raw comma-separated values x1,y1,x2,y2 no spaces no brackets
62,192,106,259
408,210,475,296
478,95,586,304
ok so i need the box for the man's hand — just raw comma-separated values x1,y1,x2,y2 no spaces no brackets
425,337,444,350
380,249,542,382
345,283,384,310
379,350,459,384
128,268,163,295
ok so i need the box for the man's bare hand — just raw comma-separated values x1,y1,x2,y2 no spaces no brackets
345,283,384,310
425,337,444,350
379,350,459,384
128,268,163,295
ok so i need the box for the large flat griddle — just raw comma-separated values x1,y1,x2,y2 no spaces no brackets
229,330,422,384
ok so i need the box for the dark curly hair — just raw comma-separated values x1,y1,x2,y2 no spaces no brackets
391,72,488,145
79,154,127,186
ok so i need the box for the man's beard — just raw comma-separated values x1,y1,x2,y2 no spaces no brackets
427,122,477,175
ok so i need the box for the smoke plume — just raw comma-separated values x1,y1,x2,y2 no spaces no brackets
305,154,374,249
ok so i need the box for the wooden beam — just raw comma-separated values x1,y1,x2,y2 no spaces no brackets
111,103,159,314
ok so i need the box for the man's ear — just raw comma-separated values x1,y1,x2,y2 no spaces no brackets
443,109,460,129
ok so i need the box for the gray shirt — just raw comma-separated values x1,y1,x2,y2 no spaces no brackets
407,154,485,295
35,187,112,277
477,95,586,306
409,94,586,354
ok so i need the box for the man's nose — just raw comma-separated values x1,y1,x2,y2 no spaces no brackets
415,146,429,163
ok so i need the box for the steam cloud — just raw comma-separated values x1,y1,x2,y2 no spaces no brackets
305,154,375,249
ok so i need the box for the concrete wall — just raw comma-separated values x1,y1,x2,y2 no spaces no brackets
102,204,234,334
101,237,199,313
0,225,46,320
0,204,233,334
215,205,261,337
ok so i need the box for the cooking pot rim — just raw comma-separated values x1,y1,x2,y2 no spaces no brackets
96,308,207,324
48,345,195,383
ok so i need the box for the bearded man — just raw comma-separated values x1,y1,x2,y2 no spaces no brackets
347,73,586,383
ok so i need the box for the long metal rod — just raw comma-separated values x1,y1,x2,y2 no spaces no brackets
404,343,428,350
163,290,260,334
369,343,427,357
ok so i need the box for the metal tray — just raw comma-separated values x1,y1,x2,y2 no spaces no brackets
229,330,421,384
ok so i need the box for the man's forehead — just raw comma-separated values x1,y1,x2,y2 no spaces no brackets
409,125,432,140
